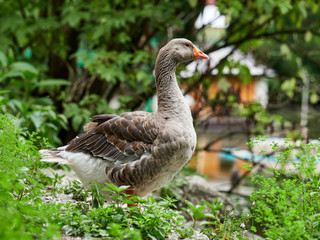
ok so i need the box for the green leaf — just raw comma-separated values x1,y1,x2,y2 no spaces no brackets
250,225,257,233
0,52,7,67
11,62,39,75
147,234,158,240
298,1,307,18
304,31,312,42
35,79,71,87
238,65,251,83
62,10,90,28
34,197,43,205
217,77,231,92
310,92,318,104
0,90,10,94
118,185,130,191
188,0,197,8
281,78,296,98
28,111,44,129
200,220,217,226
203,213,216,219
280,44,292,59
72,115,84,130
184,200,207,221
1,70,25,81
276,0,292,14
103,183,128,194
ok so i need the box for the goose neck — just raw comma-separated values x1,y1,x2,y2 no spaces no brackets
155,54,190,121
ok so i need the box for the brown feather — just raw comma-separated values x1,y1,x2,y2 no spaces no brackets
66,112,164,164
83,122,98,132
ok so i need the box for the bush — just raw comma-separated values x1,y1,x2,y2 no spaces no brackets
0,53,68,145
54,183,186,239
0,113,61,239
249,137,320,239
3,110,320,239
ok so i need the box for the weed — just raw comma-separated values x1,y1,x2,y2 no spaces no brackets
176,227,194,238
0,113,61,239
249,138,320,239
55,184,186,239
3,109,320,240
64,180,91,201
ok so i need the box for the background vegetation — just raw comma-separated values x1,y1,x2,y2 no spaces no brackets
1,0,320,145
1,0,320,239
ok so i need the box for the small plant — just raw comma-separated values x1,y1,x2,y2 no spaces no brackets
176,227,194,238
202,199,224,217
5,108,320,240
0,54,69,145
183,200,208,228
217,206,252,240
90,182,108,208
181,198,252,239
46,170,65,197
0,113,61,239
249,138,320,239
55,183,187,239
64,180,91,201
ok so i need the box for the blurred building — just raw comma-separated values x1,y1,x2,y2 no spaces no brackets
186,0,275,180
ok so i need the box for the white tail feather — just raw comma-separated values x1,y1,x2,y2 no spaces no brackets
40,157,69,164
39,149,68,165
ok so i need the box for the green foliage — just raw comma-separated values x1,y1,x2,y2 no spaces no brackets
281,77,297,98
196,0,320,136
183,200,208,228
0,53,68,145
0,0,206,139
0,113,61,239
0,112,190,240
60,182,253,240
64,180,91,201
0,110,247,240
5,108,320,239
55,183,186,240
216,0,318,46
236,102,283,135
176,227,194,239
183,199,224,229
249,139,320,239
0,0,319,143
182,198,251,240
252,22,320,112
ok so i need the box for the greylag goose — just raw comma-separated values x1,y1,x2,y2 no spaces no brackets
40,38,209,199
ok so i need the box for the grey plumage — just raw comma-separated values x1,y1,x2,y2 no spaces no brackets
40,38,209,198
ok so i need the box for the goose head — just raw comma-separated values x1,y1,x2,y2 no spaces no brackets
160,38,209,63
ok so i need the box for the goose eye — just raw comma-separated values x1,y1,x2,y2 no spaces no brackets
185,43,190,47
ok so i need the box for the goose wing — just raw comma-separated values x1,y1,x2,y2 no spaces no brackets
66,111,163,164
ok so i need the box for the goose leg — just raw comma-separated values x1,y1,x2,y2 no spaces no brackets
125,189,141,215
125,189,138,207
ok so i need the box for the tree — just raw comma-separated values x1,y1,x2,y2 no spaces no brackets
0,0,206,143
1,0,320,144
188,0,320,139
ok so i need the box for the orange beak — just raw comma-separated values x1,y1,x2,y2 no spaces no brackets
193,46,209,59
